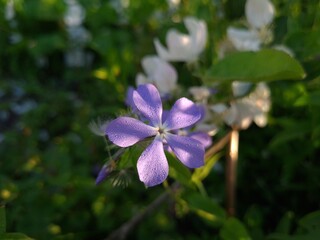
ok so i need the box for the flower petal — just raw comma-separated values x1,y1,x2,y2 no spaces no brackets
254,113,268,127
189,86,210,102
142,56,177,94
227,27,261,51
232,81,252,97
224,101,256,129
245,0,275,29
125,86,136,110
154,38,171,60
141,55,161,77
167,30,192,59
164,97,201,130
166,133,204,168
133,83,163,126
162,110,170,123
106,117,156,147
135,73,148,86
137,137,169,187
184,17,207,55
95,164,111,185
188,132,212,149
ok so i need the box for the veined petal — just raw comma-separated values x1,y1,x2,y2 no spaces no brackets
133,84,163,126
245,0,275,29
162,110,170,123
188,132,212,149
164,98,201,130
106,117,157,147
137,136,169,187
166,133,204,168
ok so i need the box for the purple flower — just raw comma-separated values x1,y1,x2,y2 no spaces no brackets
188,132,212,149
106,84,205,187
162,109,212,149
95,164,111,185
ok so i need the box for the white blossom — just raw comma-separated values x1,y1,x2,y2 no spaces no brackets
245,0,275,29
189,86,211,103
212,83,271,129
226,0,275,51
136,56,177,94
154,17,207,62
227,27,261,51
232,81,252,97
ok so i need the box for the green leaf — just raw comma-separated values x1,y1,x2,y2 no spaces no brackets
192,153,222,182
275,211,295,234
205,49,305,83
184,192,226,226
29,34,66,57
0,205,5,234
166,153,194,188
0,233,34,240
220,218,251,240
285,30,320,60
21,0,66,20
299,210,320,231
308,91,320,106
267,230,320,240
127,142,149,167
243,206,264,239
269,122,311,148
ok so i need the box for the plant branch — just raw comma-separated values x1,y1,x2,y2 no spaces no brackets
104,183,179,240
205,131,231,160
104,132,232,239
226,129,239,217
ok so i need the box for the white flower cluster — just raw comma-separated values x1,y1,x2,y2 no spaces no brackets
212,83,271,130
227,0,275,51
136,16,207,95
132,0,277,133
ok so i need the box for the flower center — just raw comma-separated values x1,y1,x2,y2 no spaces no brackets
156,124,168,139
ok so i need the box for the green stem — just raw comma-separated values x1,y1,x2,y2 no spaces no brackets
195,180,207,197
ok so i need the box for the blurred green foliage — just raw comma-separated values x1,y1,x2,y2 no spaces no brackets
0,0,320,239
